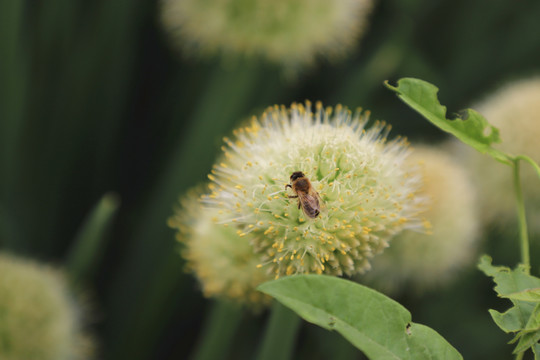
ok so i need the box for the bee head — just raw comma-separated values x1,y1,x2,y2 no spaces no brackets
290,171,305,182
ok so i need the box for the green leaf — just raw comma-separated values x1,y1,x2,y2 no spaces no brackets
488,308,524,333
258,275,462,360
505,288,540,302
532,341,540,360
523,304,540,332
478,256,540,300
514,330,540,355
384,78,511,164
66,192,120,285
478,255,540,354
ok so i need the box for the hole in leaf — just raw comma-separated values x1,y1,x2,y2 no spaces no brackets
405,323,412,336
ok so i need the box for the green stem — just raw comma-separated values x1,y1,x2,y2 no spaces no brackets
515,154,540,180
255,301,302,360
513,159,530,274
515,350,524,360
190,300,243,360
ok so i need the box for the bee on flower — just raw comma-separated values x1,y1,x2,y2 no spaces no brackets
170,101,429,305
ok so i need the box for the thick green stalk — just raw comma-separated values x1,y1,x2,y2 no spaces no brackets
255,302,301,360
513,159,530,274
189,301,243,360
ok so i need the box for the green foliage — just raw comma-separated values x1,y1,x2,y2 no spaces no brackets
258,275,462,360
384,78,511,164
66,193,120,285
478,255,540,355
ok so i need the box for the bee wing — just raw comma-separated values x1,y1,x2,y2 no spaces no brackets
299,191,321,218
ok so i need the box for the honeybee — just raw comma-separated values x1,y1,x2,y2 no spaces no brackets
285,171,321,218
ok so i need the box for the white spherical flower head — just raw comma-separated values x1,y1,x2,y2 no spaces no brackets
203,102,427,279
161,0,373,67
169,189,273,307
0,253,92,360
363,145,480,293
458,77,540,232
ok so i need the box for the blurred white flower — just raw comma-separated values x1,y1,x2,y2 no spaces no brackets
161,0,373,68
169,188,273,307
0,253,93,360
363,145,480,293
458,77,540,233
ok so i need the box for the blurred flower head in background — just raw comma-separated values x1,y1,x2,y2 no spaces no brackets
169,188,273,307
362,145,480,294
0,253,93,360
172,101,428,294
457,77,540,234
161,0,373,68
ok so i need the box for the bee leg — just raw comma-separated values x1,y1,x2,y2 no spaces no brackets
297,202,301,209
288,195,298,198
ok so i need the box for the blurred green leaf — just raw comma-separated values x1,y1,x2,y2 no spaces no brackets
67,193,120,285
384,78,510,164
258,275,462,360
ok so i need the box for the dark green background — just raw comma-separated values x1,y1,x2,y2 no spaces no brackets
1,0,540,359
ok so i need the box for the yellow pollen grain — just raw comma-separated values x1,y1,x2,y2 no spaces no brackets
256,264,262,268
207,174,215,181
264,226,275,235
274,214,281,219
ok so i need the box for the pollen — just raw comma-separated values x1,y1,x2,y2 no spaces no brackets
175,101,427,288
